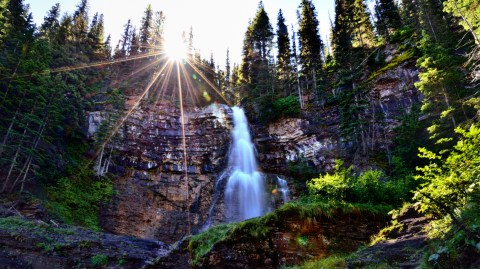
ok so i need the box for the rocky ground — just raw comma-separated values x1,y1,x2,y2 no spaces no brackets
346,206,430,268
0,203,169,269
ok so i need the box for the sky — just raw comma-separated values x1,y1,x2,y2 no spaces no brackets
25,0,335,66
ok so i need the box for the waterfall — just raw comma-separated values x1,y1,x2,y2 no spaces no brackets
276,176,290,204
225,107,266,221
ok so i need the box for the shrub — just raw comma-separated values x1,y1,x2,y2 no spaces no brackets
308,160,412,206
273,95,301,118
91,254,108,266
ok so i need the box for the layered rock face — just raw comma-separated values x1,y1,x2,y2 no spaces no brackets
92,102,232,244
256,47,421,173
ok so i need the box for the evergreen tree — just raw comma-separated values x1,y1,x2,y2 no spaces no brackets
129,27,139,56
152,11,165,51
225,48,231,89
87,13,106,61
240,20,253,85
240,1,274,99
115,19,132,59
332,0,353,68
139,4,152,53
400,0,420,33
39,3,60,40
276,9,292,97
71,0,89,45
351,0,375,48
443,0,480,43
291,26,304,109
188,26,194,58
298,0,323,102
374,0,402,40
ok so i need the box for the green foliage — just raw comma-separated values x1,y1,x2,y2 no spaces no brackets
391,105,424,179
91,254,108,266
415,125,480,267
273,95,301,118
45,143,114,230
188,223,235,266
443,0,480,42
287,156,318,182
308,160,413,206
281,254,348,269
368,48,415,81
389,27,415,43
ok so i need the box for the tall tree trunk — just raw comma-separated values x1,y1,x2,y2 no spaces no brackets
452,1,479,44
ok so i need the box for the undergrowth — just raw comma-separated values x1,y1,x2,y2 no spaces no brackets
188,223,235,266
44,142,114,230
281,254,348,269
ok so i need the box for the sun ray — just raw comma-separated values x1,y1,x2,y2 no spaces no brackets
184,58,232,106
98,59,171,153
155,63,176,105
174,61,191,235
0,51,165,81
178,62,202,106
111,56,165,87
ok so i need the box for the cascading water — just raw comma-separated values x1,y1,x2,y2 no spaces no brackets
225,107,266,221
276,176,290,204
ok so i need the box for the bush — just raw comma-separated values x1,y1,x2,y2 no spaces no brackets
44,141,115,230
389,27,415,43
308,160,412,206
273,95,301,118
287,156,318,182
91,254,108,266
415,125,480,267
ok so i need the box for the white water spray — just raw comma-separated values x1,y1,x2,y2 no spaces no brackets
276,176,290,204
225,107,266,221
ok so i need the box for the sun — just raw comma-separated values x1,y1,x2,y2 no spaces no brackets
164,32,188,62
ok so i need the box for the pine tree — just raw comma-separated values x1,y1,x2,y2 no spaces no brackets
188,26,194,58
298,0,324,103
276,9,292,97
240,20,253,85
115,19,132,59
152,11,165,51
291,26,304,109
139,4,152,53
351,0,375,48
129,27,139,56
71,0,89,45
374,0,402,40
87,13,106,61
250,1,274,98
225,48,231,89
39,3,60,40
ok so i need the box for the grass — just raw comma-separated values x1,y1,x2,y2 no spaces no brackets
188,223,235,266
281,254,348,269
368,48,415,82
91,254,108,266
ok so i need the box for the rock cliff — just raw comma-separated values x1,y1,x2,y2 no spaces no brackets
89,101,232,244
255,46,421,174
